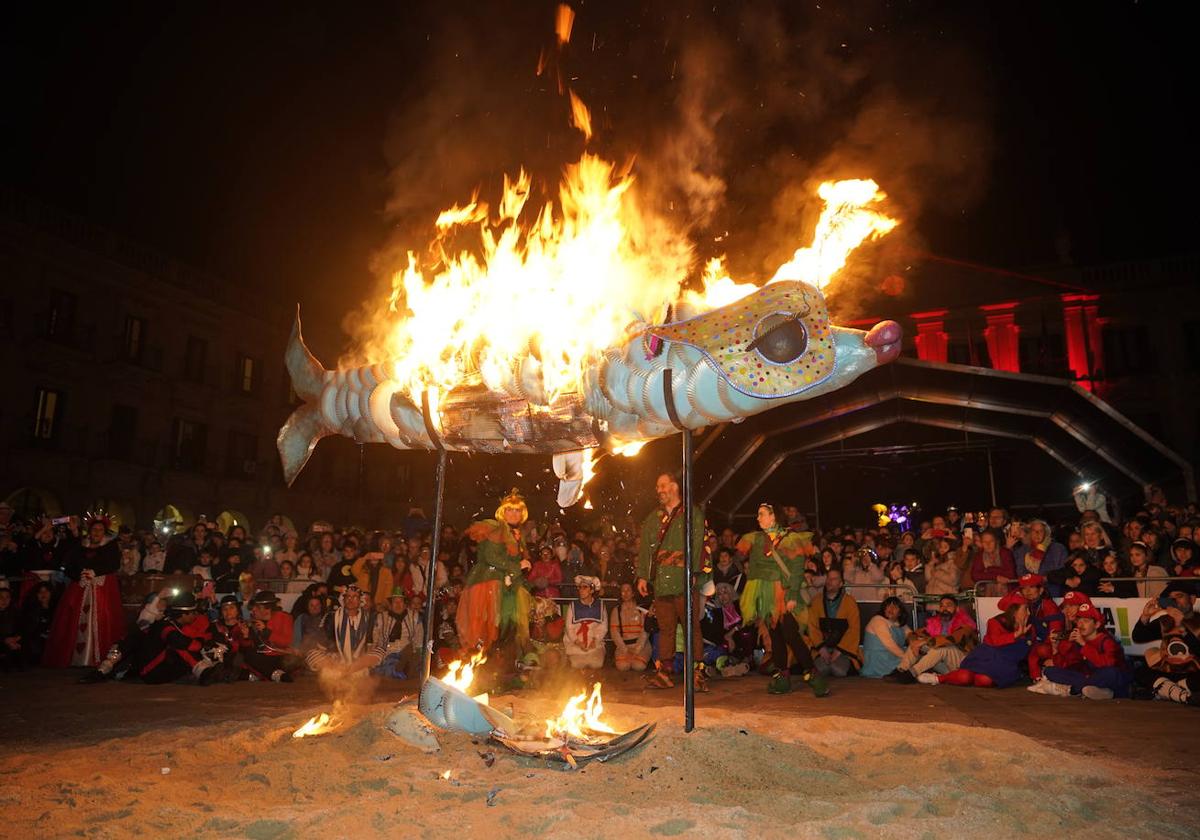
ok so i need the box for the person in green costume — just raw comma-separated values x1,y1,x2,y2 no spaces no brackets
637,472,709,691
455,489,532,653
737,503,828,696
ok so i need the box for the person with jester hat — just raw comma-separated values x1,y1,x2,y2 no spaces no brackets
455,489,533,653
737,503,827,696
44,512,126,668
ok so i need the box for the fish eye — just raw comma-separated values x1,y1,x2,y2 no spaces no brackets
749,314,808,364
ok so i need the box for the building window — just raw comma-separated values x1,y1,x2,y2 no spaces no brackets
184,335,207,383
226,430,259,478
237,354,258,394
171,418,208,471
33,388,61,440
123,316,146,362
109,404,138,459
47,289,77,341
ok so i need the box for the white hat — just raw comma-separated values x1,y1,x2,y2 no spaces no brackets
573,575,601,591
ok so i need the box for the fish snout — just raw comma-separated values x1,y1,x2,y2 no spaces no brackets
865,320,903,364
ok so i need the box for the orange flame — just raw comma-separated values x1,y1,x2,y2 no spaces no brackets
544,682,618,740
555,4,575,45
442,650,487,693
568,90,593,142
292,711,337,739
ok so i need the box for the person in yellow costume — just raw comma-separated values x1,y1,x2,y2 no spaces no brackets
737,503,828,696
455,489,533,652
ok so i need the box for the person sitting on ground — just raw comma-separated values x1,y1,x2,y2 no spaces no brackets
1049,550,1102,596
860,596,912,679
291,593,328,655
563,575,608,670
969,528,1016,594
305,585,387,677
242,590,300,681
1030,602,1131,699
529,595,565,671
1000,573,1064,682
807,568,862,678
374,588,422,679
1130,581,1200,706
0,581,21,671
710,546,744,592
610,581,651,672
899,595,978,682
918,600,1033,688
1128,541,1168,598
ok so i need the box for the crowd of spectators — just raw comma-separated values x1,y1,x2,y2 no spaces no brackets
0,484,1197,707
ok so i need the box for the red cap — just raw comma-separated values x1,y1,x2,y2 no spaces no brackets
1073,603,1104,625
1059,590,1093,608
1017,573,1046,588
998,589,1025,609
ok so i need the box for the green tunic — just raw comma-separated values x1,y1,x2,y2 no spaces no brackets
463,519,528,586
736,530,805,582
636,504,705,598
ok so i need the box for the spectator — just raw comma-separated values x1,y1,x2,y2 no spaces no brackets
247,545,280,580
1131,581,1200,705
807,568,861,678
408,544,448,599
19,582,56,667
192,546,217,581
924,535,963,595
1002,574,1064,681
1128,541,1168,598
970,529,1016,591
861,596,911,679
1169,538,1197,577
918,601,1033,689
312,532,339,577
374,588,421,679
294,552,321,582
327,540,360,592
0,581,21,670
901,595,977,681
141,540,166,573
607,584,650,671
291,593,328,654
43,515,126,668
305,585,387,676
242,591,299,681
278,559,296,580
528,543,563,599
276,534,301,568
1078,521,1112,567
213,548,247,589
1049,551,1102,596
844,547,885,586
1031,602,1132,699
1013,519,1067,579
353,550,394,610
1096,553,1137,598
711,546,743,591
563,575,607,670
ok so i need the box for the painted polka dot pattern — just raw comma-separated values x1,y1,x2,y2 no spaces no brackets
649,281,836,398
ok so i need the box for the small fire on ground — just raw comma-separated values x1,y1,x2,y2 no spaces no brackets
544,682,617,741
292,711,339,739
444,651,490,703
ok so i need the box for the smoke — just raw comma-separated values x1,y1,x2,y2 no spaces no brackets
343,0,995,360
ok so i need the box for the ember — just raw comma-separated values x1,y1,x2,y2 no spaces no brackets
292,711,337,739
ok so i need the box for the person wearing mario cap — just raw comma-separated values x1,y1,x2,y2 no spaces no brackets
1029,602,1131,699
1000,573,1064,681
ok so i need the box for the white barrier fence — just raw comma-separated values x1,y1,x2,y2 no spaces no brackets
976,595,1155,657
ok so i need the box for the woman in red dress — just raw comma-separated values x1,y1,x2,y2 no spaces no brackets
43,515,126,668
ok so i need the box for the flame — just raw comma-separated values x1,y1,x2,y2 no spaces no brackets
378,154,692,406
442,650,487,693
544,682,618,740
292,712,337,739
769,179,898,291
611,440,646,457
555,4,575,45
683,257,757,310
568,90,593,141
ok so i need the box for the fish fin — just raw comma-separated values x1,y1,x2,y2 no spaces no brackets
552,451,584,508
287,305,326,401
276,403,329,486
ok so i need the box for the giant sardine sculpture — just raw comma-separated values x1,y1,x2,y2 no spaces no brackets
278,280,901,505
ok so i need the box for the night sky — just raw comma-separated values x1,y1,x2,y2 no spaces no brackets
4,1,1193,360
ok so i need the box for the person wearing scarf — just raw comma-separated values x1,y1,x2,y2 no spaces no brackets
563,575,608,669
1013,520,1067,589
455,489,533,652
304,585,387,676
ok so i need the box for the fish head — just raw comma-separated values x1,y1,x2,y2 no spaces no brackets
648,281,901,401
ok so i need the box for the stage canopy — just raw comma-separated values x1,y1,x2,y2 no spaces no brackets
694,358,1195,517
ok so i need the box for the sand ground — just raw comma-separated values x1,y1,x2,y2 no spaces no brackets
1,668,1197,838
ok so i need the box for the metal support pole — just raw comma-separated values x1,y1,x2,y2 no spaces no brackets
682,427,696,733
420,390,448,684
986,447,997,508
